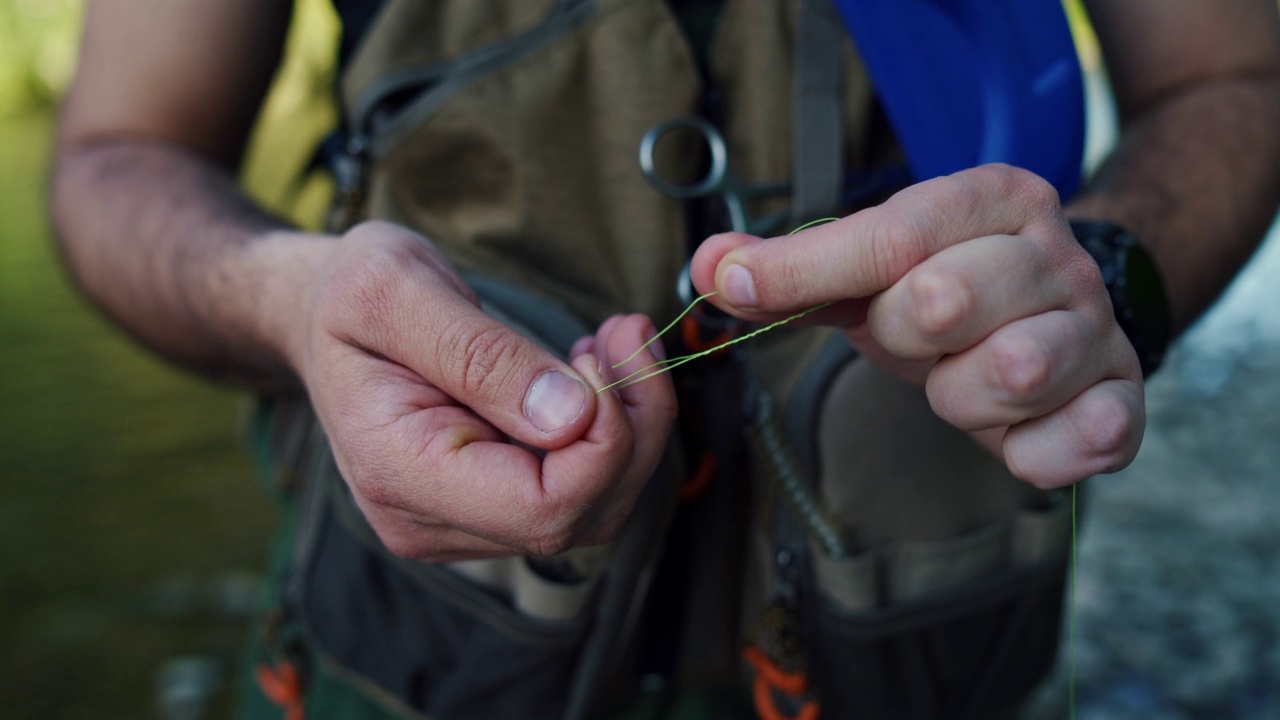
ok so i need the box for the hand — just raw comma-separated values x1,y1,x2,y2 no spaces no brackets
291,222,676,561
690,164,1144,488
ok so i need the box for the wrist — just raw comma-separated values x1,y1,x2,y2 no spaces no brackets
238,229,337,384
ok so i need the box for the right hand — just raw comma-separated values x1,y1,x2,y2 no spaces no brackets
289,222,677,562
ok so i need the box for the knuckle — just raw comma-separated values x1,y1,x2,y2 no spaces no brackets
976,165,1061,233
1066,244,1105,287
343,219,398,244
1021,173,1062,211
866,207,929,284
992,334,1053,400
774,253,809,306
1013,177,1062,231
322,241,414,335
972,162,1017,187
1075,392,1136,463
987,164,1060,208
909,267,970,337
1065,253,1111,316
442,321,523,399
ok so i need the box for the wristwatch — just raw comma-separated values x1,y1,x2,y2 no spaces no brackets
1069,220,1171,378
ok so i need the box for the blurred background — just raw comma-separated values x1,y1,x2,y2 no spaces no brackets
0,1,1278,719
0,1,334,718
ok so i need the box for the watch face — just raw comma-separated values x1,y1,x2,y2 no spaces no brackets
1122,240,1171,368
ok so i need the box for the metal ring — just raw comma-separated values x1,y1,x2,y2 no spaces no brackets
675,261,740,332
638,117,728,198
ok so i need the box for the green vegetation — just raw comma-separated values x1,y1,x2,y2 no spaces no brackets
0,1,338,716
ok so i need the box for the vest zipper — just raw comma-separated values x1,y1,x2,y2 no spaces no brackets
328,133,369,233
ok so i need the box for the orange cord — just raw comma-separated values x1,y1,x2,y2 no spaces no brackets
681,315,734,355
680,452,716,501
743,645,820,720
255,661,306,720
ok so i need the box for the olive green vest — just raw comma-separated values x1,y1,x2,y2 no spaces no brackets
259,2,1075,718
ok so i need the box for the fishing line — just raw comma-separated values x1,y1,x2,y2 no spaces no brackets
595,218,840,394
1070,482,1078,720
595,296,833,393
591,216,1084,718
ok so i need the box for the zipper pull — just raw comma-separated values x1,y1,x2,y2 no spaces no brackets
328,134,369,233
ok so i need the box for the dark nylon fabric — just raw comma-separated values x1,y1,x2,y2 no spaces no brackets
303,496,586,719
331,0,385,67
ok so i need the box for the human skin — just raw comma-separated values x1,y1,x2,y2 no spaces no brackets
692,0,1280,488
51,0,1280,558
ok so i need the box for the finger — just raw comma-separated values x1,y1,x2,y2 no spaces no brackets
868,233,1092,359
534,353,644,549
316,331,620,555
695,164,1064,314
926,310,1136,431
312,351,556,551
597,314,678,479
324,240,595,449
426,355,640,554
374,378,633,556
689,231,870,327
1002,378,1145,489
569,335,595,361
596,313,667,385
553,316,677,546
594,314,626,361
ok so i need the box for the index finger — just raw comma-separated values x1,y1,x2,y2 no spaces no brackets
693,164,1064,314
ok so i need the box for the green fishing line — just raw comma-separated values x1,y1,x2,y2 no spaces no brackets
595,298,834,393
593,215,1083,719
1070,482,1078,720
596,217,841,394
608,290,722,372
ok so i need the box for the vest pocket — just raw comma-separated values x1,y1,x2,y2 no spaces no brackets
803,514,1070,720
299,466,592,720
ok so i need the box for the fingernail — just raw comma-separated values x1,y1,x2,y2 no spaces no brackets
722,264,758,308
525,371,587,433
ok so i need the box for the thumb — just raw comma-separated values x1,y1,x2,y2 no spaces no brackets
689,231,759,302
327,248,596,448
422,293,597,447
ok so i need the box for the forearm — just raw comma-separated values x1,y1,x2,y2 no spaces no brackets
1067,72,1280,336
51,138,327,389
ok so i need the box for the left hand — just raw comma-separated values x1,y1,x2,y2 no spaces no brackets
690,164,1144,488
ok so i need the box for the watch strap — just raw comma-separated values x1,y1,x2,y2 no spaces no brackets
1069,220,1171,378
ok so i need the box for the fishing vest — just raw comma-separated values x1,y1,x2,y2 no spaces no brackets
255,1,1076,718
